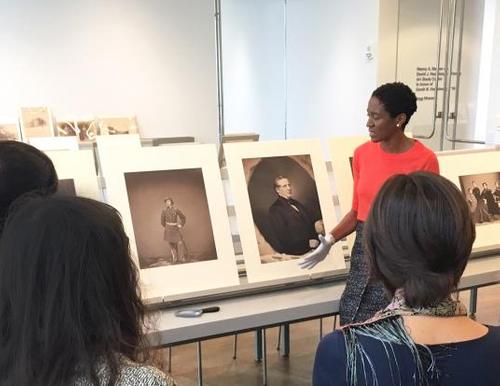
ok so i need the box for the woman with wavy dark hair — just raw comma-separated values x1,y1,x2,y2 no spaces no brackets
0,196,175,386
0,140,58,230
313,172,499,385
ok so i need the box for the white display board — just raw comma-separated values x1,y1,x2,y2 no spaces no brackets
328,133,414,254
225,140,345,283
45,149,101,200
438,149,500,253
99,144,239,299
328,135,370,253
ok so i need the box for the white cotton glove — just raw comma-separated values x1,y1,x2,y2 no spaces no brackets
298,234,335,270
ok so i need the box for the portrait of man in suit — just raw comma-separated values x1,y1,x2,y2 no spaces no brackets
268,176,319,255
243,155,324,263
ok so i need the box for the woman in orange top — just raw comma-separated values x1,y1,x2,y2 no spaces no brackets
300,82,439,325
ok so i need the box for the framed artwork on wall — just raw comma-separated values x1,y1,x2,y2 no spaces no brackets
438,149,500,253
0,122,22,141
98,144,239,300
45,149,101,200
225,139,345,283
19,106,54,139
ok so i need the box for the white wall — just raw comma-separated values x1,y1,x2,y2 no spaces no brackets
0,0,219,143
286,0,379,139
221,0,286,140
221,0,379,141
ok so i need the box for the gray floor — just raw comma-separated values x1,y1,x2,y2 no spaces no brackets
154,284,500,386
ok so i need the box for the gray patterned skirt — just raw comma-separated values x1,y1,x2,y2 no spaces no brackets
339,222,390,326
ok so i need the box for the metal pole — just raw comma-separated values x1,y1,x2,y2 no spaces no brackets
283,0,288,139
414,0,445,140
214,0,225,143
197,341,203,386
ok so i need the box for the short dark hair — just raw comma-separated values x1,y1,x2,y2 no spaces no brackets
164,197,174,204
0,196,146,385
364,172,475,308
273,175,288,188
0,141,58,227
371,82,417,129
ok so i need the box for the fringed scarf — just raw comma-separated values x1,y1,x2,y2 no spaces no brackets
341,290,467,386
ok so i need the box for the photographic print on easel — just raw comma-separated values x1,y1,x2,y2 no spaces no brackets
98,144,239,300
328,132,414,255
0,122,22,141
225,140,345,283
97,116,139,135
44,149,101,200
328,135,370,254
19,106,54,139
438,149,500,253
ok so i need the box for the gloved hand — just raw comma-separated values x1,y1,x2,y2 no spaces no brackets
298,234,335,270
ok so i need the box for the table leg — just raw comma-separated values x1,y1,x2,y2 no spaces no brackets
254,328,263,362
197,341,203,386
280,323,290,357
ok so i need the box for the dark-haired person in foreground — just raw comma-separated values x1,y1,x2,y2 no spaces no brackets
300,82,439,325
0,196,175,385
313,172,500,386
0,140,58,231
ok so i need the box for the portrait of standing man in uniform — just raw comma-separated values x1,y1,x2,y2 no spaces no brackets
161,198,187,263
243,155,324,263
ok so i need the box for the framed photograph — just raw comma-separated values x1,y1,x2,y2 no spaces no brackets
75,119,100,142
98,144,239,299
328,135,370,253
45,149,101,200
225,140,345,283
438,150,500,253
55,119,79,137
97,116,138,135
0,122,22,141
19,106,54,139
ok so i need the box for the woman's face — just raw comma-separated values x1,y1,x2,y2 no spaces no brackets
366,96,402,143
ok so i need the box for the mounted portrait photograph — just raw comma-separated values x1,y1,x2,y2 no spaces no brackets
56,179,77,197
55,120,78,137
0,123,21,141
459,172,500,225
124,168,217,269
98,116,138,135
19,106,53,138
75,119,100,142
243,155,324,264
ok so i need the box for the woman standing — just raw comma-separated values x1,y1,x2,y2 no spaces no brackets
300,82,439,325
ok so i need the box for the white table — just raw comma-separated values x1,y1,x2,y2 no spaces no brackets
146,255,500,385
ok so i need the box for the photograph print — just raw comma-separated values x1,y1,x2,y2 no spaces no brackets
19,106,53,138
124,168,217,269
243,155,324,264
75,119,100,142
55,179,77,197
55,120,79,137
0,123,21,141
98,116,138,135
459,172,500,225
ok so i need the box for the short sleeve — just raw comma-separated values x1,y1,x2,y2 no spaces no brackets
313,332,348,386
424,152,440,174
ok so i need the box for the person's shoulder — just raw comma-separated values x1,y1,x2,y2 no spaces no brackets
412,139,435,156
354,140,374,155
316,330,347,358
484,325,500,342
269,197,284,210
118,359,175,386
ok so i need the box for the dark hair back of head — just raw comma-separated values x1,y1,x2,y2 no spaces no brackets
364,172,475,308
0,196,145,385
371,82,417,129
0,141,58,226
